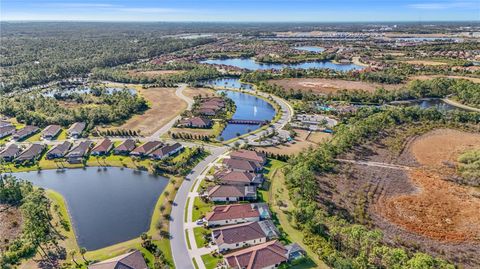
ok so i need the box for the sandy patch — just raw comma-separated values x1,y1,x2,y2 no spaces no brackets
0,204,22,250
269,78,401,94
377,169,480,242
109,87,187,136
183,87,217,99
408,129,480,169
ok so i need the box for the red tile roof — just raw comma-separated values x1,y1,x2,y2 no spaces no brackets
213,222,266,245
225,240,288,269
88,250,148,269
206,204,260,222
230,150,266,164
91,138,113,153
215,170,256,184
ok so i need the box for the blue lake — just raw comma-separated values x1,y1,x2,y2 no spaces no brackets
293,46,325,53
11,167,168,250
218,90,275,141
201,58,362,71
203,77,253,90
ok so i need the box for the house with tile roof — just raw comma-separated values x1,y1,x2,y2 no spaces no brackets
206,185,257,202
88,250,147,269
113,139,136,155
206,203,268,227
224,240,288,269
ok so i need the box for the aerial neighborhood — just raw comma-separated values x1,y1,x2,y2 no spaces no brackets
1,18,479,269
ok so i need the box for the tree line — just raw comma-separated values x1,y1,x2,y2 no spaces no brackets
283,107,479,268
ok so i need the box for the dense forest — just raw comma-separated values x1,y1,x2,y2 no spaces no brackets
0,23,215,93
283,107,479,269
0,89,148,128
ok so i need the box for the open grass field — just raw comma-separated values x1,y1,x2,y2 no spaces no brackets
268,78,402,94
127,70,185,78
258,129,331,155
183,87,217,99
104,87,187,136
404,60,448,66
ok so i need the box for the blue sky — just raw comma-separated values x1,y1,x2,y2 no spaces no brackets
1,0,479,22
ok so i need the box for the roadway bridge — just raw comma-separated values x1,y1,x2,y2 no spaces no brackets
227,119,268,125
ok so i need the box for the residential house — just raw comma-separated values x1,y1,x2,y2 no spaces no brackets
206,203,269,227
198,108,216,116
130,141,163,157
148,143,183,160
66,141,93,163
46,141,72,159
0,120,12,128
88,250,148,269
67,122,86,139
12,126,40,141
113,139,136,155
206,185,257,202
0,144,21,162
224,240,288,269
179,117,212,128
0,125,16,139
230,150,266,165
215,170,263,186
223,158,263,173
41,125,62,140
91,138,113,156
15,144,45,163
212,220,278,252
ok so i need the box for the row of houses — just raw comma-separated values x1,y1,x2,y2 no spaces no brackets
200,149,305,268
0,138,184,164
0,120,87,141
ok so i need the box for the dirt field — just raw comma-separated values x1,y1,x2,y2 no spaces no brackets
268,78,401,94
410,75,480,84
377,169,480,242
109,87,187,136
183,87,217,99
127,70,184,78
0,205,23,250
321,128,480,267
404,60,448,66
408,129,480,169
257,129,331,155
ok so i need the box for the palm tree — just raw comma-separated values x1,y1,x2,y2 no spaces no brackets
80,247,88,263
69,249,79,266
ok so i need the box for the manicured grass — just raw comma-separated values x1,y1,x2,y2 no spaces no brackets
26,132,42,142
185,229,192,250
185,197,191,222
192,258,200,269
56,130,68,140
193,226,209,248
201,253,223,269
46,190,78,252
258,159,287,204
192,197,212,221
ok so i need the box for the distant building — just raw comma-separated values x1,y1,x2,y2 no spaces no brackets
41,125,62,140
0,144,21,162
91,138,113,156
113,139,136,155
12,126,40,141
224,240,288,269
46,141,72,159
88,250,148,269
148,143,183,160
206,185,257,202
130,141,163,157
0,125,16,139
15,144,45,163
67,122,86,139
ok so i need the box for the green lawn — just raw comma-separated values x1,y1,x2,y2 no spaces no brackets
26,132,42,142
56,130,68,140
201,253,223,269
185,229,192,250
193,226,209,248
192,258,200,269
192,197,212,221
